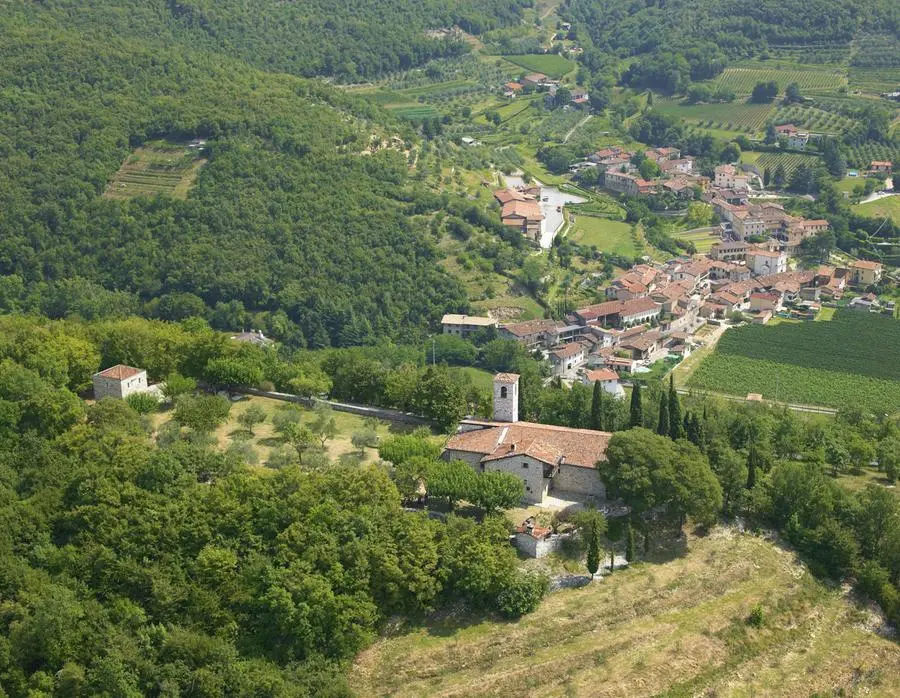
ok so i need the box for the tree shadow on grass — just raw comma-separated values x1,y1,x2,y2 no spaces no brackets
257,436,286,448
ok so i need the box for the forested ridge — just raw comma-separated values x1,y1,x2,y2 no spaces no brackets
0,6,474,348
21,0,529,82
564,0,898,58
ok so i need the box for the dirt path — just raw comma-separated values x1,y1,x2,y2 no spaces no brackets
563,113,592,143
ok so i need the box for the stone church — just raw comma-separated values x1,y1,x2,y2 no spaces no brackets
442,373,611,505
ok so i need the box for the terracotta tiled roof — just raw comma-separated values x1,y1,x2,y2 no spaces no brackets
445,421,611,469
852,259,882,270
550,343,583,359
584,368,619,382
95,364,143,380
494,188,529,204
501,199,544,221
501,319,562,338
494,373,520,384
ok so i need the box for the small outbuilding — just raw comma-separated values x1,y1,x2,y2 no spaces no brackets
92,364,150,400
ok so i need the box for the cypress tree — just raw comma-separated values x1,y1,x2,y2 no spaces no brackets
657,391,669,436
668,375,684,440
629,381,642,427
590,380,603,430
625,523,635,562
746,444,759,490
586,520,601,578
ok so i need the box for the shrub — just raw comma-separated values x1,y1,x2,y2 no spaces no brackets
747,603,765,628
496,572,549,618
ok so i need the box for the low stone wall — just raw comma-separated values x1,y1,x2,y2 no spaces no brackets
238,388,434,426
513,531,574,558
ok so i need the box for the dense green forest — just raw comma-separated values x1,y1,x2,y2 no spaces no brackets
563,0,897,59
0,315,546,696
0,6,480,348
23,0,531,81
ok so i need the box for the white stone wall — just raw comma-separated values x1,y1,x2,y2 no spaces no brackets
555,463,605,498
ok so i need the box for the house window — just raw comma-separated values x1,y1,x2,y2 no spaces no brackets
522,462,529,469
500,386,507,399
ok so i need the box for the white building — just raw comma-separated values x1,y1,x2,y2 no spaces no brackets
581,368,625,399
443,374,611,505
748,249,787,276
92,364,150,400
714,164,750,191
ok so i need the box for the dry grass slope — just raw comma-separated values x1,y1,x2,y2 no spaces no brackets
351,531,899,697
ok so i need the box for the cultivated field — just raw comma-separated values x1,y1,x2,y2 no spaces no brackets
655,100,774,133
104,142,206,200
688,310,900,412
773,104,855,134
712,67,847,95
502,54,575,78
570,216,638,257
351,530,900,697
743,151,821,177
674,228,721,253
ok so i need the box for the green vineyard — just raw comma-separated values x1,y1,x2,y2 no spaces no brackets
688,310,900,411
746,151,821,177
713,67,847,95
773,105,855,134
655,100,774,133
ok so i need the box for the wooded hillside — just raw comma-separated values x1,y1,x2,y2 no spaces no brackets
0,6,472,348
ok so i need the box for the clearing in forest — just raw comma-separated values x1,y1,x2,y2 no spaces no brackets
104,140,207,200
351,530,900,697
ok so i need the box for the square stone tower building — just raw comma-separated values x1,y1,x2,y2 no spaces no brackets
493,373,519,423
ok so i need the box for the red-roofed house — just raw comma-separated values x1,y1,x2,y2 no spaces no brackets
549,342,587,376
581,367,624,398
869,161,892,173
443,374,611,504
850,259,883,286
92,364,149,400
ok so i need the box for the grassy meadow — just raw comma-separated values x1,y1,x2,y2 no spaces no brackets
569,215,638,256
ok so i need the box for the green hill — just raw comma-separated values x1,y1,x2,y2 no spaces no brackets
0,5,475,347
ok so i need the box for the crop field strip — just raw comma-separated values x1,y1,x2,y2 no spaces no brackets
501,53,575,78
712,67,847,95
688,310,900,412
751,152,821,177
104,145,206,200
773,104,855,134
655,99,774,133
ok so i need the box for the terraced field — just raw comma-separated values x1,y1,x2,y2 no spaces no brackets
352,530,900,697
104,142,206,200
713,67,847,95
674,228,721,253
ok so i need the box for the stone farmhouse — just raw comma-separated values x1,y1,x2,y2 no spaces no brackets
92,364,150,400
441,314,498,338
443,374,610,505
